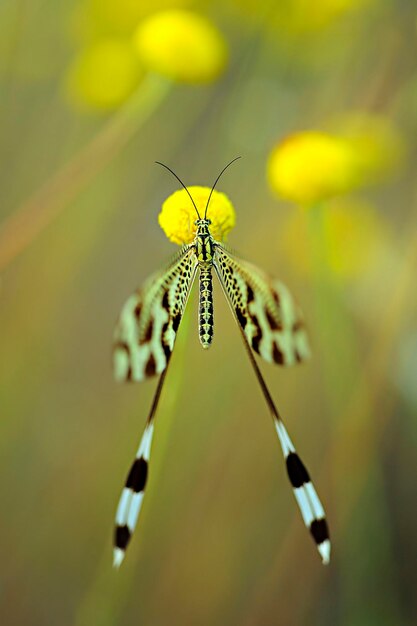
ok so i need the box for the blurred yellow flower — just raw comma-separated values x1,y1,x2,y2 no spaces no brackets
159,187,236,245
66,39,143,110
268,118,404,206
280,199,391,279
134,10,228,83
268,132,358,205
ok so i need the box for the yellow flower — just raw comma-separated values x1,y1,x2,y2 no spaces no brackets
268,118,404,206
134,10,228,83
158,187,236,245
268,132,358,205
66,39,143,110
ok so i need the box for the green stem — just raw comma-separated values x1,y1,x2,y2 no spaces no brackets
306,203,360,412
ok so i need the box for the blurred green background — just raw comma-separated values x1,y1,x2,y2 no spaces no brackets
1,1,417,625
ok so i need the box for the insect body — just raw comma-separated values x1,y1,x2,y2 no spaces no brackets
112,160,330,568
195,218,216,347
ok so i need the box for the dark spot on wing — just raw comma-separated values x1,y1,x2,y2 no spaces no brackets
250,315,263,353
236,308,247,329
115,525,131,550
114,341,130,354
126,458,148,493
145,354,157,377
310,519,330,545
246,284,255,304
162,291,170,311
161,321,171,360
162,342,171,361
272,290,281,306
172,314,181,333
286,452,310,488
272,343,285,364
252,336,260,353
266,309,282,331
141,320,153,343
134,302,142,319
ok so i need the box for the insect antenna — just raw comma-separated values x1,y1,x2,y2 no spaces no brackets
155,161,201,219
204,156,241,219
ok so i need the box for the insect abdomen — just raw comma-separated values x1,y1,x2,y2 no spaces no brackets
199,267,214,348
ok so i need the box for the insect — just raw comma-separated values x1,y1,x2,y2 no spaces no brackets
112,159,330,568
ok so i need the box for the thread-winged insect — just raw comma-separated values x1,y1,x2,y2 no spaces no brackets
112,158,330,568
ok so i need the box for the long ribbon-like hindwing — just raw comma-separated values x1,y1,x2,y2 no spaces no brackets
214,252,331,564
113,246,198,566
113,370,167,568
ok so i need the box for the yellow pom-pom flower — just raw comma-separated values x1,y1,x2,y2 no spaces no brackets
268,131,359,206
158,187,236,245
268,118,404,207
66,39,143,110
134,10,228,83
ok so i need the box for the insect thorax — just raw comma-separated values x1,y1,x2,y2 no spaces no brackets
195,219,215,265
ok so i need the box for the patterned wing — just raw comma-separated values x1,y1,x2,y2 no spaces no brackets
113,245,197,382
213,244,310,366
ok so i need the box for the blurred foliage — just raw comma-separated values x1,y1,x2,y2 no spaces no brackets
231,0,371,34
280,198,392,279
1,1,417,626
66,39,144,110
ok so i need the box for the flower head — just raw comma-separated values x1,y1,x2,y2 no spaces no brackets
158,187,236,244
268,117,404,207
268,131,358,206
134,10,228,83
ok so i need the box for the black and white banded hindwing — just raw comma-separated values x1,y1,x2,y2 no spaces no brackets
113,245,197,382
214,245,310,366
